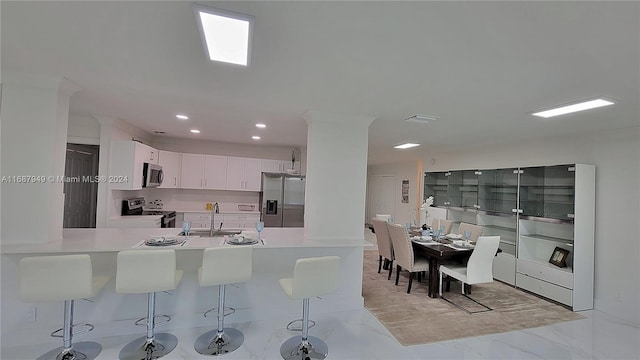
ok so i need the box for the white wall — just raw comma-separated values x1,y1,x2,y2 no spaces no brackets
67,115,100,145
419,126,639,324
367,161,423,226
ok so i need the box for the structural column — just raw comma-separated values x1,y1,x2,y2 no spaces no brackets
0,73,80,244
303,111,375,242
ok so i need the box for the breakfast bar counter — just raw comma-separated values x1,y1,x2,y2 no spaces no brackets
1,228,370,347
1,227,369,254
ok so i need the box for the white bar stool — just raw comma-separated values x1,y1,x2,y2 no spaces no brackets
194,246,253,356
116,249,183,360
279,256,340,360
19,254,110,360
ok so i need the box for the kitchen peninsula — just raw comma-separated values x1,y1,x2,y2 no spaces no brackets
1,228,370,348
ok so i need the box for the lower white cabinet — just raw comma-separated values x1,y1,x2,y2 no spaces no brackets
516,273,573,306
183,212,211,229
222,214,260,229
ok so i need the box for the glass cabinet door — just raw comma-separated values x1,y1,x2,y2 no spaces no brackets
446,171,462,208
424,172,449,207
519,166,545,217
543,165,575,221
495,168,519,214
478,170,496,212
460,170,479,208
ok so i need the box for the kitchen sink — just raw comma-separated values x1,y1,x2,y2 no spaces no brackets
179,229,243,237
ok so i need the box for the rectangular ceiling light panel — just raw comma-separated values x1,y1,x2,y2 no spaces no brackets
394,143,420,149
532,99,614,118
193,5,254,66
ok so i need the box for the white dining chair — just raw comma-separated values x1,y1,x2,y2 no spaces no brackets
371,218,394,280
438,236,500,313
387,223,429,294
431,218,454,234
456,222,483,242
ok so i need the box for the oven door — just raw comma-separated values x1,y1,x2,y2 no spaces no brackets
143,163,164,187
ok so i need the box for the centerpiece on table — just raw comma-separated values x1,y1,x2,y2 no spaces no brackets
419,196,434,230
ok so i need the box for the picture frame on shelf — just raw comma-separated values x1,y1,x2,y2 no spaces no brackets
549,247,570,268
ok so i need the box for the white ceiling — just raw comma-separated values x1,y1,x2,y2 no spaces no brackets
2,1,638,165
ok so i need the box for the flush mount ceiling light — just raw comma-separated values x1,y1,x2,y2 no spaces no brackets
405,114,439,124
255,123,266,128
193,4,254,66
190,129,201,134
532,98,614,118
252,136,261,140
176,114,189,120
394,143,420,149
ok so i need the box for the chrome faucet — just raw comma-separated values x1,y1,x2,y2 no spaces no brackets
209,202,221,236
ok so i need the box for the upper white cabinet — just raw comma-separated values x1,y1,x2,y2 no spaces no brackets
204,155,228,189
158,150,181,188
227,157,262,191
262,159,301,174
180,153,227,190
110,141,159,190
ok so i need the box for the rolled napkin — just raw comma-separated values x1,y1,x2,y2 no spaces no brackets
446,233,463,239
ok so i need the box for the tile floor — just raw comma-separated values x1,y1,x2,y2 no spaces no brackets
2,307,639,359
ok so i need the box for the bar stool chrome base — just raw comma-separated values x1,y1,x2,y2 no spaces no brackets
280,335,328,360
118,333,178,360
194,327,244,356
37,341,102,360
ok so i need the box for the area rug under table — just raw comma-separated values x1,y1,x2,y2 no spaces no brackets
362,250,584,346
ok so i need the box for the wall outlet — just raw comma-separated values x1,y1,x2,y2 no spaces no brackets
20,307,36,322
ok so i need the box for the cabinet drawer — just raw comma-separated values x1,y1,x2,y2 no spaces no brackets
493,253,515,285
516,273,572,306
184,213,211,222
517,258,573,289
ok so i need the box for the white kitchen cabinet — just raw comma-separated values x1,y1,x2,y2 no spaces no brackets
158,150,181,188
222,214,260,229
110,141,159,190
180,154,227,190
183,212,211,229
204,155,227,190
261,159,301,174
227,157,262,191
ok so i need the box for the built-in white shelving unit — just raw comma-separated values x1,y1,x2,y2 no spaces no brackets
424,164,595,310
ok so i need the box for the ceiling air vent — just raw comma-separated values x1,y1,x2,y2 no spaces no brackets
405,114,439,124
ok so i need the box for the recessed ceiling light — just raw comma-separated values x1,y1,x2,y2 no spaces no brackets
394,143,420,149
190,129,201,134
193,4,254,66
252,136,261,140
176,114,189,120
255,123,266,128
532,98,614,118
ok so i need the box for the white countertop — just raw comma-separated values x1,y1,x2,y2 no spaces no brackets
1,228,370,254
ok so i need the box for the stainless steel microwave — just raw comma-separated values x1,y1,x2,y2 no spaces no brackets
143,163,163,187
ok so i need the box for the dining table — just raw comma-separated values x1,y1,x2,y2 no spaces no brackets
411,236,475,298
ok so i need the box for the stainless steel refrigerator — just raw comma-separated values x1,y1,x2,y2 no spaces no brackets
260,173,305,227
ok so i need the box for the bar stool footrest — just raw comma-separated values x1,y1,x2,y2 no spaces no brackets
134,314,171,326
203,306,235,318
286,318,316,332
50,323,95,338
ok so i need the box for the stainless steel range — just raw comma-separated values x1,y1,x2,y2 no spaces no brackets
122,197,176,228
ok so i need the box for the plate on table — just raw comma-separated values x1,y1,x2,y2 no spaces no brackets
144,236,180,246
226,235,259,246
446,233,463,240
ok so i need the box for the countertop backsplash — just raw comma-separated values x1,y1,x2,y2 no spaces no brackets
140,188,260,213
